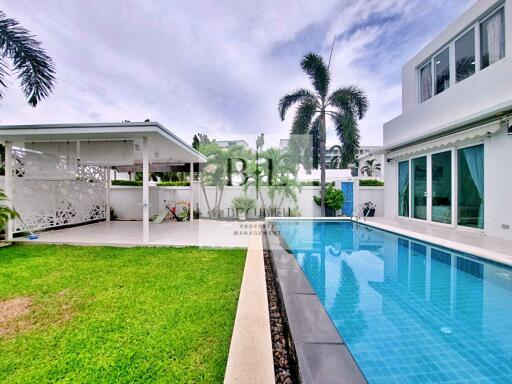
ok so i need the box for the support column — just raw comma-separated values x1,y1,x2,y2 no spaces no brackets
105,166,111,222
189,162,194,222
142,137,149,243
4,141,13,241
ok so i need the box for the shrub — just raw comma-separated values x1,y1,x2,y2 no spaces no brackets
157,181,190,187
231,195,257,211
359,179,384,187
313,184,345,210
111,180,142,186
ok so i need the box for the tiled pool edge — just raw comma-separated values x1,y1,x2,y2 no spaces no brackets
264,223,367,384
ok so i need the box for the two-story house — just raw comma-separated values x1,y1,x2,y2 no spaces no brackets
382,0,512,240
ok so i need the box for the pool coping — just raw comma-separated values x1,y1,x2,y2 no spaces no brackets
224,232,275,384
263,221,368,384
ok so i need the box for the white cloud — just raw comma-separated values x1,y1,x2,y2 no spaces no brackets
1,0,475,148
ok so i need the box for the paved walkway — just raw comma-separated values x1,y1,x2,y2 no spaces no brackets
15,220,262,248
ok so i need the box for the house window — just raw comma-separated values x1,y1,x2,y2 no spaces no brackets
418,5,505,103
481,7,505,69
455,28,475,81
434,47,450,95
419,62,432,102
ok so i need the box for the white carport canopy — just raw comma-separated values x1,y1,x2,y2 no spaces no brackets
0,122,206,243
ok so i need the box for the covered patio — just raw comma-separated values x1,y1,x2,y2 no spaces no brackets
1,122,206,244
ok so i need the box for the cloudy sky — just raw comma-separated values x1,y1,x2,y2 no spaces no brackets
1,0,474,148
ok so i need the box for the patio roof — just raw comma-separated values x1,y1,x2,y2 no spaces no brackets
0,121,207,164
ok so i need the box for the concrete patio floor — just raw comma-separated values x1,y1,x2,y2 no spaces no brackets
14,220,261,248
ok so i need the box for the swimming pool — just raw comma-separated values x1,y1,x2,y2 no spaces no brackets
275,220,512,384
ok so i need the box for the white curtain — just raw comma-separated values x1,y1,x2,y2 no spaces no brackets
463,145,484,228
420,63,432,102
487,11,504,65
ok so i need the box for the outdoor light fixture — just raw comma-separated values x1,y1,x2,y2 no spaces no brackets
386,158,393,163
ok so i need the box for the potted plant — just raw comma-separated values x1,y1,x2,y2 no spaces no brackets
313,184,345,217
363,202,376,217
231,194,257,221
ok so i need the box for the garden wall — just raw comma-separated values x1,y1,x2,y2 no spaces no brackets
109,183,384,220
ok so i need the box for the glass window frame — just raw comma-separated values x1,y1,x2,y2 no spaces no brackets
480,6,506,70
434,47,451,95
455,27,476,82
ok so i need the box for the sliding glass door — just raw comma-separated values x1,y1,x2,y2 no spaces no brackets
431,151,452,224
412,156,427,220
398,145,483,229
458,145,484,229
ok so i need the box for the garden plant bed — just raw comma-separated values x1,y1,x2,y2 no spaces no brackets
0,244,246,382
264,250,299,384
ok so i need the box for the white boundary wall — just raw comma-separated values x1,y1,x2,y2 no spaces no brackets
109,183,384,220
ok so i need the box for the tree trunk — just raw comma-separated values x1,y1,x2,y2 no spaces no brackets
320,110,327,217
200,181,214,219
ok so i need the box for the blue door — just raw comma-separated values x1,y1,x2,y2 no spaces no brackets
341,182,353,216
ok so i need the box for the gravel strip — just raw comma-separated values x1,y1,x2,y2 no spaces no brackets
264,250,299,384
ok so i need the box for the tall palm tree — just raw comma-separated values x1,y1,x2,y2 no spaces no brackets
361,158,381,177
278,53,368,215
0,11,56,106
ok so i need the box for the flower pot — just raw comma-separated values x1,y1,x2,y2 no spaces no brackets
325,207,337,217
363,208,375,217
238,210,246,221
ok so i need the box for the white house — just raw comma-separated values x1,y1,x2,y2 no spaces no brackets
382,0,512,240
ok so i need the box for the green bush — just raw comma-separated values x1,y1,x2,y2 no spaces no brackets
359,179,384,187
313,184,345,210
111,180,142,186
157,181,190,187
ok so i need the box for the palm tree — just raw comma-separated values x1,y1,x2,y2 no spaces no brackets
0,11,56,106
360,159,381,177
0,189,18,236
278,53,368,215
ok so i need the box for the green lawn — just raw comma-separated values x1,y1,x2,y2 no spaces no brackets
0,244,246,383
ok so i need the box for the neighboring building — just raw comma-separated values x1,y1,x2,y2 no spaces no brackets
279,138,381,170
382,0,512,240
216,139,249,149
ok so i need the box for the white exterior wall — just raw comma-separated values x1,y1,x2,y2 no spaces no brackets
108,184,384,219
484,127,512,239
386,0,512,147
382,0,512,240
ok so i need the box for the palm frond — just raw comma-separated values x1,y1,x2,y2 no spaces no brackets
328,85,369,119
301,53,330,100
333,113,360,168
0,11,56,106
291,100,317,135
278,88,317,121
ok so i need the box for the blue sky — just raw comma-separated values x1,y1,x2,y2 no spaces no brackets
1,0,474,148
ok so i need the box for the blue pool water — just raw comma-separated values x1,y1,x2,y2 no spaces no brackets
276,220,512,384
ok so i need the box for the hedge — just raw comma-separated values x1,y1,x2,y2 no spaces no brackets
111,180,190,187
359,179,384,187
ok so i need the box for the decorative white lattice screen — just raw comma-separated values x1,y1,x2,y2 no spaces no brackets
12,146,106,232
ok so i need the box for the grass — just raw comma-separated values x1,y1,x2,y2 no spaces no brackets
0,244,246,383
